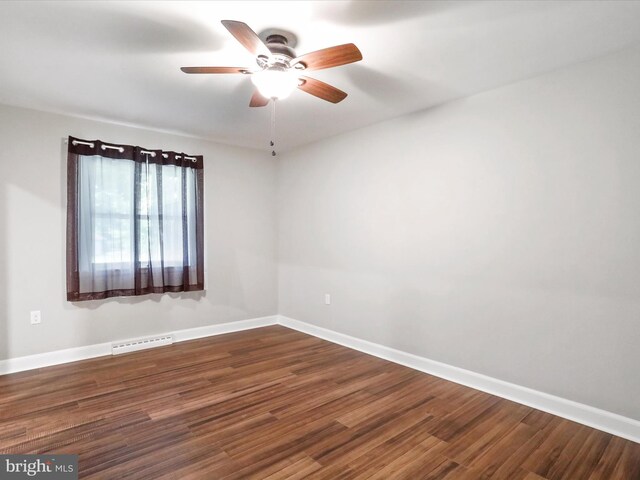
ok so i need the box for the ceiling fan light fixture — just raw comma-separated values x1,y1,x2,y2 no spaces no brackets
251,68,299,100
181,21,362,106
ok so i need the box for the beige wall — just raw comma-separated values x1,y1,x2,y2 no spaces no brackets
0,104,278,359
277,47,640,420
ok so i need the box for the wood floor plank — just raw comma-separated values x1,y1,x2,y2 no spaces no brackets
608,440,640,480
0,325,637,479
461,421,538,479
587,435,632,480
365,435,451,480
439,401,531,466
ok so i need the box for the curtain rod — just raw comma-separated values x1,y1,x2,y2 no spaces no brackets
64,139,198,161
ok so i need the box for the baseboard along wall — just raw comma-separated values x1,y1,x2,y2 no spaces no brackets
0,313,637,443
0,316,278,375
277,316,640,444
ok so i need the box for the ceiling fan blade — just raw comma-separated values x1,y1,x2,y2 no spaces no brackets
180,66,250,74
293,43,362,71
249,90,270,107
298,76,348,103
221,20,271,58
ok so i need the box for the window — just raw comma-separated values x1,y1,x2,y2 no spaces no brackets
66,136,204,301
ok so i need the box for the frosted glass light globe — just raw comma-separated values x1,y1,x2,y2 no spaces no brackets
251,69,298,100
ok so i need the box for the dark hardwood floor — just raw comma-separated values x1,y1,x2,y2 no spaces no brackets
0,325,638,479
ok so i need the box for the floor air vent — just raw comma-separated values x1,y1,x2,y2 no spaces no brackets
112,335,174,355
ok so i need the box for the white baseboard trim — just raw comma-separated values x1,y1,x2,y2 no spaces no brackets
172,315,277,342
0,343,112,376
2,314,637,443
0,315,278,376
277,315,640,444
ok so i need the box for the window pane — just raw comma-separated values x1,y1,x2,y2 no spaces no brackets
78,155,134,263
161,164,185,266
94,215,132,264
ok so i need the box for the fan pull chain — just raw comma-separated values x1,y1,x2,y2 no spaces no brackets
270,100,276,156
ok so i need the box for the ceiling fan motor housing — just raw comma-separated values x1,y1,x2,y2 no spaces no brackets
265,34,296,59
256,33,301,72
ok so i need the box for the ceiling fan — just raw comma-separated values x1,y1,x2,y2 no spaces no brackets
181,20,362,107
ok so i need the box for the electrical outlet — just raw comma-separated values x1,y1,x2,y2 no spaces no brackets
325,294,331,305
30,310,41,325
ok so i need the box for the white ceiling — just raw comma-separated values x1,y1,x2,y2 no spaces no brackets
1,1,640,152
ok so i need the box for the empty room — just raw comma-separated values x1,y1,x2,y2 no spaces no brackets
0,1,639,478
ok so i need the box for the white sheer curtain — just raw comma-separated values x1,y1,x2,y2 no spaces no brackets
67,137,204,301
78,155,135,293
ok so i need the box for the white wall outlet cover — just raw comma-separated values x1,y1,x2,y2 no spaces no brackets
325,294,331,305
30,311,41,325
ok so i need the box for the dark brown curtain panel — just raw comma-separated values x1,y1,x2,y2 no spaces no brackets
66,136,204,301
